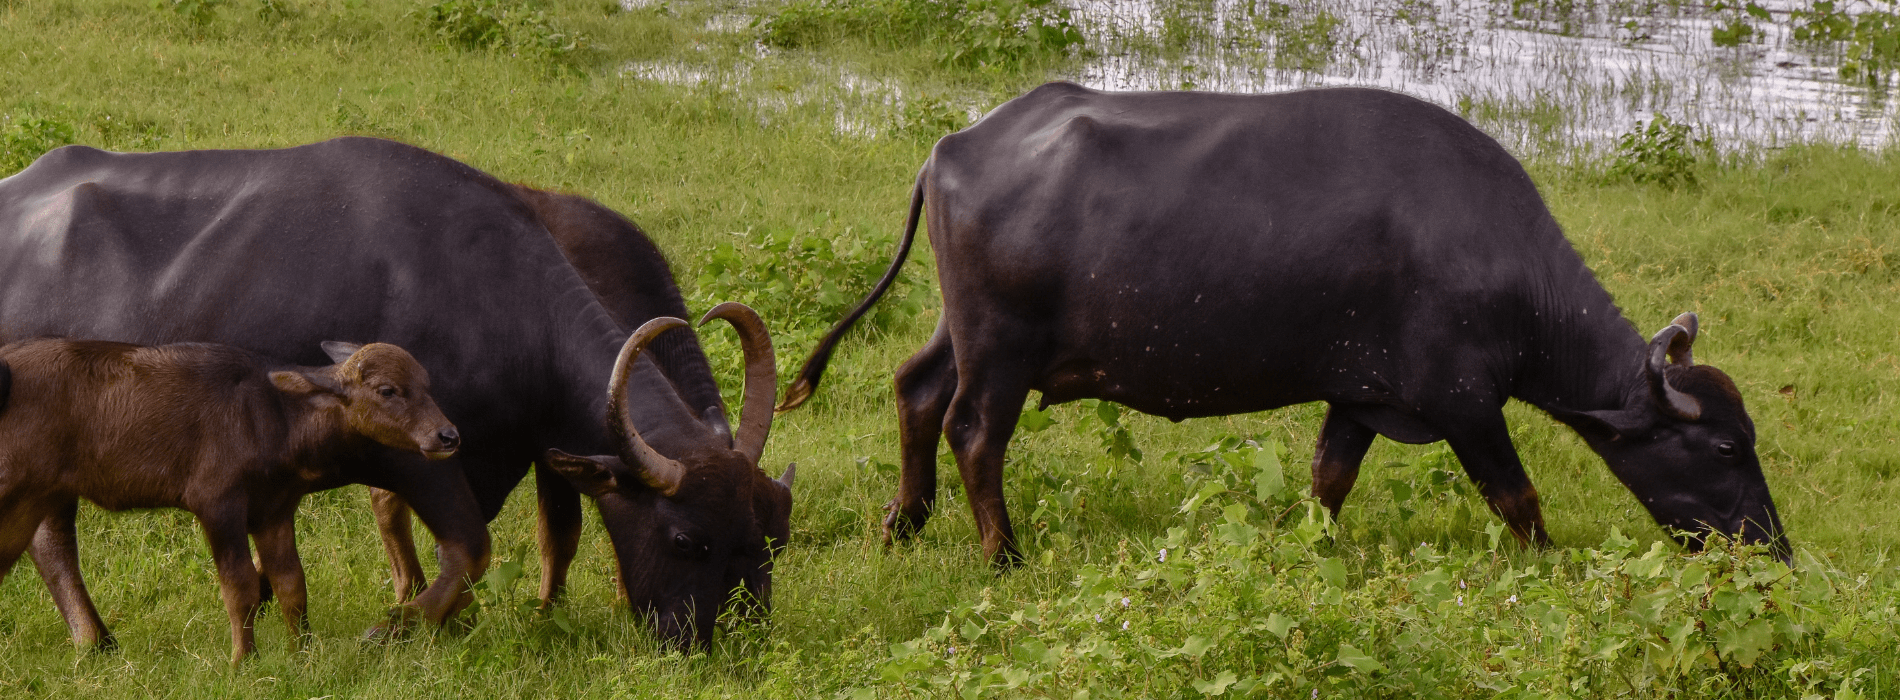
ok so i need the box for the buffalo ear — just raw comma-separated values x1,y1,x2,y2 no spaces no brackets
543,449,621,498
320,341,364,365
1646,322,1703,421
1557,406,1653,443
271,369,346,396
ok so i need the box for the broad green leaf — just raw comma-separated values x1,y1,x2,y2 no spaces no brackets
1017,406,1056,433
1262,613,1297,639
1317,558,1348,589
1252,447,1284,501
1335,643,1386,673
1192,671,1237,696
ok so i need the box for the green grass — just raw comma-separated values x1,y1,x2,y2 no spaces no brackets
1,0,1898,697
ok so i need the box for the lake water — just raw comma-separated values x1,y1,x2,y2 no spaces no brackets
622,0,1900,155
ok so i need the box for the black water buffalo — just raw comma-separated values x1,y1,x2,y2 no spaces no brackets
782,82,1787,566
0,137,792,646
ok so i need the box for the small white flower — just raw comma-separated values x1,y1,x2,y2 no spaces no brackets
1312,690,1319,699
1457,594,1464,606
1507,594,1518,603
1459,579,1467,589
947,646,956,655
1158,548,1168,562
1121,597,1130,607
1095,614,1102,623
1122,620,1130,630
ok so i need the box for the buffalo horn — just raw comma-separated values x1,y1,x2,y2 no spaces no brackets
698,302,777,465
1646,322,1702,421
778,462,796,490
610,317,691,496
1666,312,1697,365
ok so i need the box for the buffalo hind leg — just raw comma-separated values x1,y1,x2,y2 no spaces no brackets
252,510,310,650
942,362,1033,568
886,325,957,544
534,463,584,606
29,500,115,650
371,488,429,602
1442,414,1551,547
1310,406,1378,521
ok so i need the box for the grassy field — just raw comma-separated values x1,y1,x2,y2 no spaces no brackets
2,0,1898,697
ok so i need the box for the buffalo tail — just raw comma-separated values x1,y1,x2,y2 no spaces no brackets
776,167,927,412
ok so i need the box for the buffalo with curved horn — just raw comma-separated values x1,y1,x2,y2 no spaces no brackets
0,137,793,646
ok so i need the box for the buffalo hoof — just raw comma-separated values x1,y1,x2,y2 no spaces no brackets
361,605,424,643
881,499,929,545
85,633,119,654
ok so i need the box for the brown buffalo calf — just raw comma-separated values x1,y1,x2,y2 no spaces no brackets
0,339,459,665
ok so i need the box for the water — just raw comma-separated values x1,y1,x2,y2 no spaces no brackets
1072,0,1899,155
620,0,1900,154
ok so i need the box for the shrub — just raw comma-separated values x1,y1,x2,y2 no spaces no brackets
1791,1,1900,85
859,435,1886,698
412,0,580,57
755,0,1083,70
0,114,75,177
1609,114,1708,189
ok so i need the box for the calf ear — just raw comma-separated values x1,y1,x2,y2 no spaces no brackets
320,341,363,365
270,369,346,396
543,449,621,498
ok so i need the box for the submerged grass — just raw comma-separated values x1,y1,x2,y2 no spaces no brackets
1,0,1899,697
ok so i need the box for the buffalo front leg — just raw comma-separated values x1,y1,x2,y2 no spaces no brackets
197,509,263,666
29,500,115,650
942,362,1033,568
370,487,428,603
1310,406,1378,521
1443,413,1551,547
251,511,310,649
886,325,957,544
533,463,584,606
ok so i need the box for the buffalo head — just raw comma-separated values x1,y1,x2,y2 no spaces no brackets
544,303,793,649
1562,313,1788,560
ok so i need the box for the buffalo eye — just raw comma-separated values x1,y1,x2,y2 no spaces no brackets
1715,441,1736,457
377,385,397,398
674,532,697,555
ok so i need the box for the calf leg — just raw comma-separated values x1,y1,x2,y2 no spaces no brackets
370,487,428,602
0,489,53,584
1310,406,1378,520
942,361,1033,568
197,509,262,666
534,463,583,607
29,500,114,650
251,511,309,649
1442,414,1551,547
886,325,957,544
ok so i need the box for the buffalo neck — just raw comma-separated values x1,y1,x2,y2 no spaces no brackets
1514,266,1649,417
541,271,716,459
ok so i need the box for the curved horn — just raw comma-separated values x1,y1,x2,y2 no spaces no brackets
698,302,777,465
1646,323,1702,421
610,317,691,496
777,462,796,490
1666,312,1697,366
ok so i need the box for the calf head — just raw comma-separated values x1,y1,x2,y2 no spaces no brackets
1561,313,1788,560
270,342,461,459
544,304,794,649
